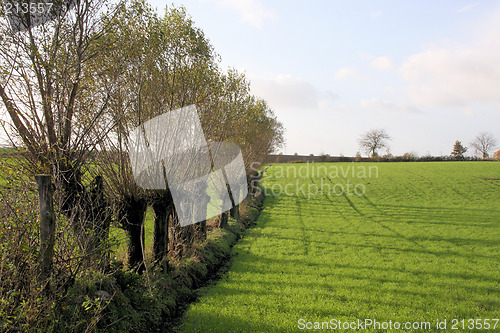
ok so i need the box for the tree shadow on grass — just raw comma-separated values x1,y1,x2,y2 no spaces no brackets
175,310,293,333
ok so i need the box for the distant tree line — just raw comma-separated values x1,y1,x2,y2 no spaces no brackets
275,129,499,163
358,129,498,160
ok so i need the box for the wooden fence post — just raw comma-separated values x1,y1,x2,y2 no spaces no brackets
36,174,55,280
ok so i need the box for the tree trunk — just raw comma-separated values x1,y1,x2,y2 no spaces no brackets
230,204,239,220
36,175,55,280
57,165,85,237
216,190,231,228
152,196,171,272
194,220,207,241
194,190,210,241
218,211,229,228
88,175,111,270
121,197,147,273
57,167,111,269
168,208,193,259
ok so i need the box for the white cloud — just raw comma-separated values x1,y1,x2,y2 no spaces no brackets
383,86,395,94
401,46,500,107
325,103,353,113
371,56,395,70
369,10,383,19
250,74,337,111
463,107,475,117
359,53,395,70
333,67,367,80
360,98,421,113
399,10,500,108
458,3,478,12
203,0,276,28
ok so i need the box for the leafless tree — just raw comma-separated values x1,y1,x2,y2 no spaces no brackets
471,132,497,159
359,129,391,157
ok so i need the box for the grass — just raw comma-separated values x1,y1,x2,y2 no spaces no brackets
177,162,500,332
109,207,155,263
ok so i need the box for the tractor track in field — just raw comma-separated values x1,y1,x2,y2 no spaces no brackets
324,174,480,276
309,177,352,225
320,175,482,281
474,176,500,188
295,196,310,256
322,175,432,254
406,169,471,200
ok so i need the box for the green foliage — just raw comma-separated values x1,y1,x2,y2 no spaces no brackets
0,147,19,156
451,140,468,160
178,162,500,332
317,153,329,162
0,158,46,331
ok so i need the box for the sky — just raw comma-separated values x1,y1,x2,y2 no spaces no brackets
147,0,500,157
1,1,500,157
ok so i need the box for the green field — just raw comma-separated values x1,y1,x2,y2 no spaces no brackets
177,162,500,332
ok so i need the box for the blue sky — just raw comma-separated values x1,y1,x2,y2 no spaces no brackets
148,0,500,157
2,1,499,157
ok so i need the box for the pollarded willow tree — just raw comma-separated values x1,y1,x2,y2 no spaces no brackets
93,1,283,270
88,0,170,273
0,0,122,275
